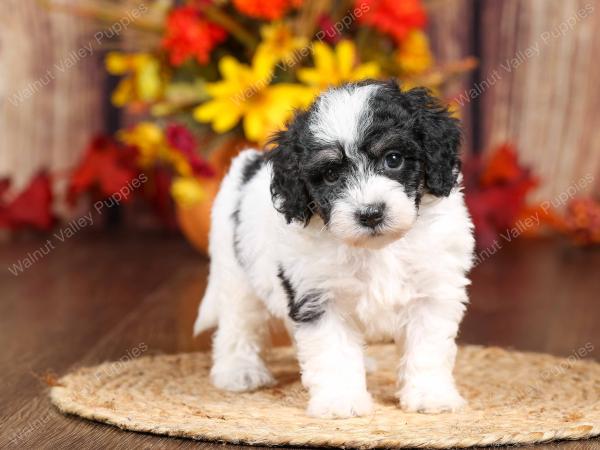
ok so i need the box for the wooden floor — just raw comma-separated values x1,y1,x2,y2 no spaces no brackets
1,231,599,449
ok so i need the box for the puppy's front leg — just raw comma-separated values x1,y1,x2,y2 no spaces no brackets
398,298,466,413
293,309,373,419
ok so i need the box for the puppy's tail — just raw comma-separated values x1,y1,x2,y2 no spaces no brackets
193,287,219,336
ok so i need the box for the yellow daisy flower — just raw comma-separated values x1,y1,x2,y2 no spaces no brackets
118,122,164,167
171,177,205,207
194,53,313,143
396,30,433,75
106,52,163,107
297,40,381,91
255,22,308,67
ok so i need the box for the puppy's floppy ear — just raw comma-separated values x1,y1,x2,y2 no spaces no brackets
265,111,313,225
405,87,462,197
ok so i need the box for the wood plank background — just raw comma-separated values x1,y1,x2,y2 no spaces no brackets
477,0,600,201
0,0,106,216
0,0,598,213
426,0,476,154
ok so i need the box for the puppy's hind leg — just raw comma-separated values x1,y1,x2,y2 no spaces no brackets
210,272,275,392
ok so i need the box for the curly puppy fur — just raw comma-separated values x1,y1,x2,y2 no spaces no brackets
195,80,474,419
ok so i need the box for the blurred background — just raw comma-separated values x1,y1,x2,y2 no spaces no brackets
1,0,598,246
1,1,599,447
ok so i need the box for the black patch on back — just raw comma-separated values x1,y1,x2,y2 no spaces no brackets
277,265,296,305
277,265,325,324
231,154,264,268
232,207,240,225
241,153,264,185
231,205,245,267
291,290,326,323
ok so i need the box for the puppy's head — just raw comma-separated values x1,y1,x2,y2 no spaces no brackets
267,80,461,249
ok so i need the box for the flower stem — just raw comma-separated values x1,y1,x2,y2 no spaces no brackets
200,4,258,51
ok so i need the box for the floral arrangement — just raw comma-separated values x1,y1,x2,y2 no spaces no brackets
61,0,474,216
3,0,597,250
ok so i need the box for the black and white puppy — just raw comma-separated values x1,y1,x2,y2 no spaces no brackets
194,80,474,418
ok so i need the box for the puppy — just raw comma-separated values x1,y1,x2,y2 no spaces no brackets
194,80,474,419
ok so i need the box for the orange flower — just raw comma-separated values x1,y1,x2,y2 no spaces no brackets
395,30,433,75
233,0,302,20
356,0,426,44
480,144,535,187
162,6,227,66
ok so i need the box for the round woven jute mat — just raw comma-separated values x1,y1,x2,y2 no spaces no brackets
50,344,600,448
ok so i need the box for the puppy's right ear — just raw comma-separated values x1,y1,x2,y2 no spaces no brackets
266,111,312,225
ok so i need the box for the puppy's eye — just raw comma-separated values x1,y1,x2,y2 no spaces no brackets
384,152,403,170
323,168,340,184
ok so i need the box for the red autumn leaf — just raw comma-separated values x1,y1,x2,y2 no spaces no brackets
0,172,54,230
480,143,532,186
464,143,539,249
562,197,600,245
68,136,136,204
513,204,565,238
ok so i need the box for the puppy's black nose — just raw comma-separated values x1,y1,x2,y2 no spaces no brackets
358,203,385,228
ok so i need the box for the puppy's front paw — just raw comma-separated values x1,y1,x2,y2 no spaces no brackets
399,379,466,413
211,358,275,392
307,389,374,419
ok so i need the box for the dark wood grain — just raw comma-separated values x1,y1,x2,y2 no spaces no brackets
1,232,599,449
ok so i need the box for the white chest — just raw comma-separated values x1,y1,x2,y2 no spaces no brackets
298,243,416,340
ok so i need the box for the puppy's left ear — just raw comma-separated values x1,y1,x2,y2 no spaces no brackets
406,87,462,197
265,111,313,225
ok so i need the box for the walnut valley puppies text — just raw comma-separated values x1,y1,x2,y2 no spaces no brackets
7,173,147,276
8,3,148,107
